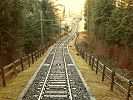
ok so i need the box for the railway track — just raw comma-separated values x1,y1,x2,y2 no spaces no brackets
18,20,94,100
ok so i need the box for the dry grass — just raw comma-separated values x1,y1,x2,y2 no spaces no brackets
69,37,126,100
0,35,129,100
78,32,133,73
0,46,52,100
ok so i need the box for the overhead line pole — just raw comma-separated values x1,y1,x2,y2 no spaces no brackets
38,19,67,39
40,10,44,46
87,1,89,33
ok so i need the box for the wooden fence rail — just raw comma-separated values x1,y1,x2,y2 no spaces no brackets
0,42,54,87
76,45,133,100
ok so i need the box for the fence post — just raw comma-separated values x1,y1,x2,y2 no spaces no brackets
83,50,85,59
38,50,40,58
96,58,99,74
51,40,52,45
38,49,40,59
50,41,51,46
35,51,37,61
31,53,34,64
41,48,43,55
20,57,24,71
41,49,42,56
28,54,30,67
45,44,47,50
127,80,132,100
86,54,89,64
13,61,17,76
0,66,6,87
82,51,84,58
81,50,83,58
85,52,87,62
80,49,82,55
80,49,82,56
46,44,48,49
36,51,38,59
42,47,44,54
110,70,115,91
39,50,41,57
37,51,39,59
77,46,79,52
84,52,86,60
92,57,95,70
102,65,106,81
51,40,53,45
89,55,91,66
44,46,46,53
76,45,78,52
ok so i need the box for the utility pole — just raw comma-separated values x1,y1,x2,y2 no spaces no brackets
63,6,65,19
40,10,44,46
87,2,89,33
39,0,44,46
59,20,62,37
51,20,54,34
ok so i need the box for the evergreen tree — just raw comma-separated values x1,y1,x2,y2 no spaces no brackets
0,0,60,64
84,0,133,46
106,0,133,47
0,0,23,64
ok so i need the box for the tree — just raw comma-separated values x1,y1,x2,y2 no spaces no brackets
0,0,23,64
22,0,60,54
84,0,133,46
105,0,133,47
84,0,133,70
0,0,60,64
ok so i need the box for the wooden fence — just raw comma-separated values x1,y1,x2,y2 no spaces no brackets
0,40,56,87
76,45,133,100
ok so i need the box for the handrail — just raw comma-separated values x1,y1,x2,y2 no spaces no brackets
76,46,133,100
0,43,54,87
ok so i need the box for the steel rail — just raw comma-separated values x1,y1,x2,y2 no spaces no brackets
37,42,61,100
63,43,73,100
37,22,79,100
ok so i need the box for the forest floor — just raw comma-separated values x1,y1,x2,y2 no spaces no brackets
69,34,127,100
0,46,53,100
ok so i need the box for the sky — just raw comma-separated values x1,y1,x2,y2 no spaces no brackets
51,0,86,32
54,0,85,16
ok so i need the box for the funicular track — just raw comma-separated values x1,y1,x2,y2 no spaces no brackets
19,22,92,100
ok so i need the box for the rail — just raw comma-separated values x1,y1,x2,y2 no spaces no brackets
37,42,60,100
38,38,73,99
63,43,73,100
